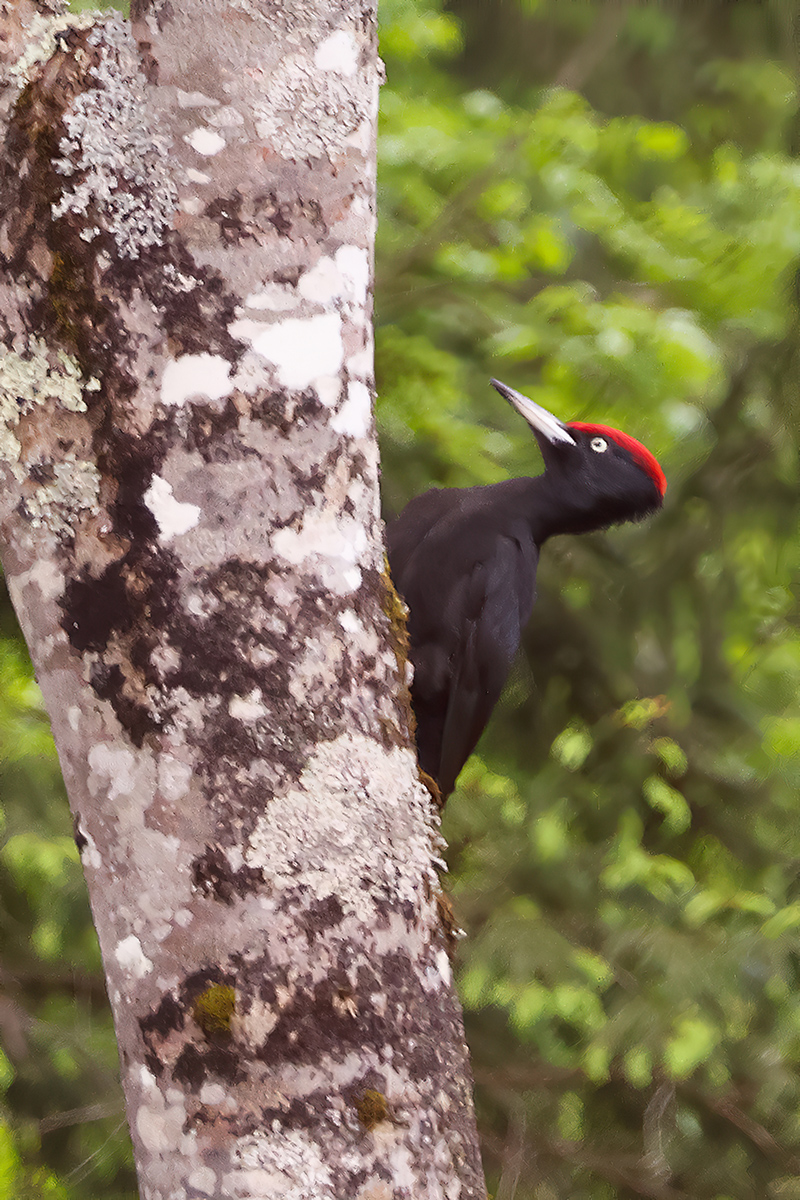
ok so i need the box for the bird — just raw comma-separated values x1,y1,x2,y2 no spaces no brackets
386,378,666,800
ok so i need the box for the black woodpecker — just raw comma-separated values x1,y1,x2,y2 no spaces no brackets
386,378,667,799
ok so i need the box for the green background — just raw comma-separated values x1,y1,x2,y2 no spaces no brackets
3,1,800,1196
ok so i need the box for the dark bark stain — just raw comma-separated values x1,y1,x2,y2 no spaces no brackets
250,387,324,436
248,948,447,1083
258,1094,333,1132
164,559,290,703
103,429,163,542
123,242,242,360
90,660,159,746
72,813,88,854
140,969,246,1084
180,966,236,1008
254,191,327,240
139,992,185,1076
204,191,257,246
300,896,345,939
141,991,185,1040
186,400,246,464
172,1043,208,1089
134,38,159,86
191,844,266,903
48,246,106,357
61,562,132,653
59,543,178,744
174,1040,243,1087
3,51,83,275
3,29,244,473
59,536,321,761
140,940,465,1098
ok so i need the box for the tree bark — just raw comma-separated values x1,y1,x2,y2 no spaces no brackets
0,1,487,1195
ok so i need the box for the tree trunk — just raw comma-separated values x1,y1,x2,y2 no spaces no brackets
0,1,487,1195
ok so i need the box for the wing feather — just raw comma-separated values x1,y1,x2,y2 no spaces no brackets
433,537,536,795
387,489,538,796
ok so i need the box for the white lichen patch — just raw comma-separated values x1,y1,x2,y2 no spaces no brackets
338,610,363,636
177,90,221,109
185,127,226,156
115,933,153,978
10,556,65,605
144,475,202,542
335,245,370,307
135,1068,191,1158
208,106,244,128
348,335,375,382
78,828,103,871
187,1166,218,1196
272,507,366,596
297,256,341,306
331,380,371,439
245,734,439,924
295,246,370,312
179,197,204,216
9,8,97,89
88,742,137,802
288,630,344,708
161,353,234,407
228,690,267,722
421,949,453,995
254,45,371,160
234,312,344,393
227,1129,334,1200
157,755,193,803
52,15,177,259
198,1082,228,1107
314,376,341,409
242,283,296,312
237,997,279,1044
150,643,181,674
314,30,359,76
160,262,200,294
185,589,220,619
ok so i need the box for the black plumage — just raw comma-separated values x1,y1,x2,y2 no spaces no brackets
386,379,666,798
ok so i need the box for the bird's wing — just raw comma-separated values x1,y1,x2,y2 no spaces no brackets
436,534,537,797
385,487,456,581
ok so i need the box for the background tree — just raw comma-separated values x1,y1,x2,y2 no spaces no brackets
3,0,800,1197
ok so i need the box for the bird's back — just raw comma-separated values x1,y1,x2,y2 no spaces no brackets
386,480,539,796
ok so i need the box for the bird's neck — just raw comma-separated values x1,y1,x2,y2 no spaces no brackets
522,472,610,543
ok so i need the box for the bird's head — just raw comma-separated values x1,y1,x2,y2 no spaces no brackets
490,378,666,535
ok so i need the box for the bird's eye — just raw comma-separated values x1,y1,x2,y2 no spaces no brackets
590,437,608,453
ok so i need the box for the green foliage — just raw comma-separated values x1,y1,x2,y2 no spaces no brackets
4,2,800,1197
0,1120,69,1199
377,1,800,1195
